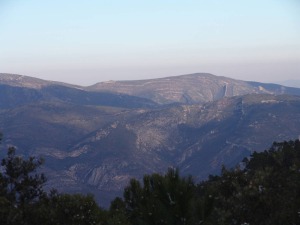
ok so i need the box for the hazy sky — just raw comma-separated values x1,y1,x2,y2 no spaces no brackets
0,0,299,85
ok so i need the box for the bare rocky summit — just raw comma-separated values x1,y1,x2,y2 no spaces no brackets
87,73,300,104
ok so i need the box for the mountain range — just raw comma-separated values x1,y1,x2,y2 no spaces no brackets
0,72,300,207
277,79,300,88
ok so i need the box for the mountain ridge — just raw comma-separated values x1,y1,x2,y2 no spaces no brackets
1,72,300,207
2,73,300,105
87,73,300,104
0,73,79,89
0,73,158,109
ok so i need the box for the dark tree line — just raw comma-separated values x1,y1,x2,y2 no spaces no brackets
1,134,300,225
110,141,300,225
0,136,106,225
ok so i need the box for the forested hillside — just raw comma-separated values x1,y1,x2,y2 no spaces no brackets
1,137,299,225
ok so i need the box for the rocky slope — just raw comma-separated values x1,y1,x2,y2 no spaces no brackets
1,73,300,207
87,73,300,104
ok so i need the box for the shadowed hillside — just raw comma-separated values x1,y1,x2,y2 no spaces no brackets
1,73,300,206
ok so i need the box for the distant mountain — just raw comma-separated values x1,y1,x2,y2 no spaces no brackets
0,72,300,207
277,80,300,88
0,73,157,109
0,73,81,89
87,73,300,104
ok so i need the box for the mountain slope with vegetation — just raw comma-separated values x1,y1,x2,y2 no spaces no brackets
0,73,300,206
1,138,299,224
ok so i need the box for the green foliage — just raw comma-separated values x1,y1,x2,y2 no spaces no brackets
121,168,200,225
1,147,46,206
197,140,300,225
107,197,131,225
0,144,107,225
1,132,299,225
30,192,106,225
0,146,47,224
108,140,300,225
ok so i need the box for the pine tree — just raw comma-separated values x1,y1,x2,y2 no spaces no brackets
0,146,46,224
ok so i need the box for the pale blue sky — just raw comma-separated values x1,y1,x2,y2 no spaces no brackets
0,0,299,85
